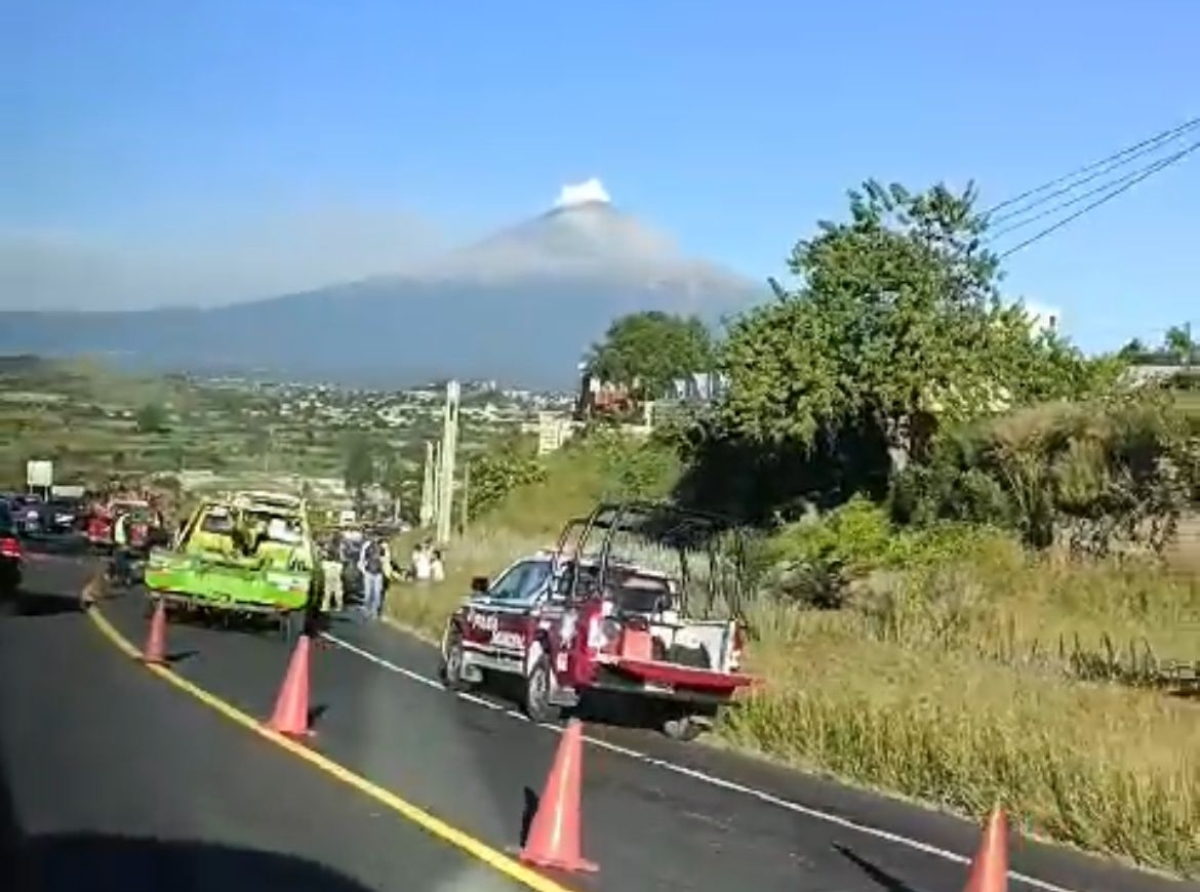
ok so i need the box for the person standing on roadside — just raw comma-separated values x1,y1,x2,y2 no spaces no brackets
320,540,344,614
411,541,431,582
111,510,132,587
378,537,396,615
358,536,385,620
430,546,445,583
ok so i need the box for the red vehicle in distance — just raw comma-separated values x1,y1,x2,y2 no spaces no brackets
438,501,756,741
86,496,162,552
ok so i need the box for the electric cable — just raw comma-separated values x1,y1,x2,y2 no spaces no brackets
986,144,1193,241
993,138,1200,259
982,116,1200,219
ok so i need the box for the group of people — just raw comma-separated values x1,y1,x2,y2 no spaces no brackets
409,539,445,583
317,532,448,621
107,505,167,588
318,533,392,620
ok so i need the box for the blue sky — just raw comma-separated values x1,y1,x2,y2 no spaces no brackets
4,0,1198,352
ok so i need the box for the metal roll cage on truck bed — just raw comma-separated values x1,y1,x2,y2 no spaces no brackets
439,499,757,741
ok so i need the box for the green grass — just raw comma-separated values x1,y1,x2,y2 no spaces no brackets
385,444,1200,879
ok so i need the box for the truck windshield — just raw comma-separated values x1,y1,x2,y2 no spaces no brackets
489,559,552,602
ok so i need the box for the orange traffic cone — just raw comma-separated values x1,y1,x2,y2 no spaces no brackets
141,600,168,665
519,719,598,873
266,635,314,738
962,806,1009,892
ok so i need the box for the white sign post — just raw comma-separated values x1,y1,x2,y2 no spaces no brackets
26,460,53,492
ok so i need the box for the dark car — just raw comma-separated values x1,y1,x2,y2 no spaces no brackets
43,497,84,534
0,499,22,595
11,495,42,537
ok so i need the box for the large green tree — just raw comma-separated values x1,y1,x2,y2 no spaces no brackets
718,180,1110,452
587,311,715,398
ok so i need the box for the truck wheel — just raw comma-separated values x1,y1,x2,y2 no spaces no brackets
661,714,704,742
440,632,470,692
524,655,561,724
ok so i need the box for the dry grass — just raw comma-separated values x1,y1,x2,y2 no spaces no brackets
735,582,1198,875
386,521,1200,878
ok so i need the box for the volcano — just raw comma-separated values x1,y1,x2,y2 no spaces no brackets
0,182,763,387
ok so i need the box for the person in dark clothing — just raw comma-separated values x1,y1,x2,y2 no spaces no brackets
358,537,386,619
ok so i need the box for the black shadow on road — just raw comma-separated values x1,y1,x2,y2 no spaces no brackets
518,787,539,849
833,843,929,892
0,590,84,618
0,756,380,892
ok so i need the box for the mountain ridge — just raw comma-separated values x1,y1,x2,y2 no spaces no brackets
0,191,765,388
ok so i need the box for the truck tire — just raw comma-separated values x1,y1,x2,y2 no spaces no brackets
661,713,705,742
523,655,561,724
281,609,305,644
440,631,471,692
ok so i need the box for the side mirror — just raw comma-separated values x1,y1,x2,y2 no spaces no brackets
470,576,489,594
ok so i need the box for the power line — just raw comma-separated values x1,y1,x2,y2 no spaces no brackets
985,146,1189,242
982,116,1200,219
987,121,1200,227
994,138,1200,260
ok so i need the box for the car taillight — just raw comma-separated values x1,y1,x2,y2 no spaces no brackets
729,622,745,671
0,537,21,559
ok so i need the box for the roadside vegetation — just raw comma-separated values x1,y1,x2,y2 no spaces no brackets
0,357,526,516
385,180,1200,878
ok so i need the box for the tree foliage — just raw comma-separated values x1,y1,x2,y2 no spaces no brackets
342,431,376,498
891,391,1200,555
135,402,169,434
718,180,1110,449
587,311,714,398
467,436,546,520
1164,324,1195,363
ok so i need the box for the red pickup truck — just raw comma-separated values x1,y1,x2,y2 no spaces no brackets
439,502,756,741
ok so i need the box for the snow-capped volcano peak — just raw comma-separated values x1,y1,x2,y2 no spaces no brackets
554,178,611,210
398,179,760,310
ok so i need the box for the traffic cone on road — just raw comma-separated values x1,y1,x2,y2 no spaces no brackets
519,719,598,873
962,806,1009,892
266,635,314,738
140,601,168,665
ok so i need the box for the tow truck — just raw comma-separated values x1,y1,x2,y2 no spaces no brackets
143,490,317,640
438,501,756,741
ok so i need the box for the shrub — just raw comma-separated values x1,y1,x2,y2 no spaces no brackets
892,393,1200,556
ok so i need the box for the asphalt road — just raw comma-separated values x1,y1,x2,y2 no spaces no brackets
0,552,528,892
3,546,1196,892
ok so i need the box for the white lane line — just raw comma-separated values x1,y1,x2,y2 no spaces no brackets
320,631,1081,892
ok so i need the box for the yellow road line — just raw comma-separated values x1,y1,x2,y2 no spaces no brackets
87,607,580,892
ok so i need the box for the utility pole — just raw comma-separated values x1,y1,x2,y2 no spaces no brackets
432,440,442,528
419,441,435,528
436,381,460,544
